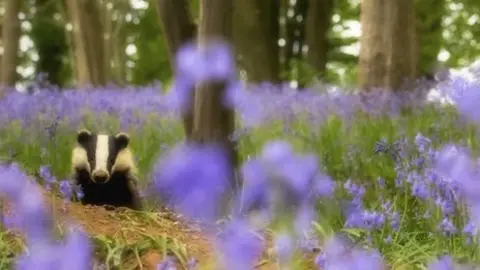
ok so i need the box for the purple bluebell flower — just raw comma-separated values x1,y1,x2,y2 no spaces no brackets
186,258,197,270
274,232,295,263
216,220,264,270
438,218,457,235
39,165,56,190
175,41,235,83
312,174,336,198
157,256,177,270
59,180,73,199
234,158,269,216
414,133,431,153
153,143,232,223
317,235,386,270
427,255,455,270
59,227,92,270
0,163,92,269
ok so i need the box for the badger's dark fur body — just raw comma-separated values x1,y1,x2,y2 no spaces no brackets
71,129,143,210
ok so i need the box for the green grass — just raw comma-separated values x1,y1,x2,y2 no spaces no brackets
1,103,480,268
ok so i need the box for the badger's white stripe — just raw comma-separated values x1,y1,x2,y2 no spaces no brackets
95,134,110,173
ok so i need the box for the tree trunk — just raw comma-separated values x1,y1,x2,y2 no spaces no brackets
0,0,22,92
358,0,418,91
304,0,333,82
358,0,386,90
65,0,106,87
234,0,280,83
155,0,196,138
193,0,238,193
383,0,417,90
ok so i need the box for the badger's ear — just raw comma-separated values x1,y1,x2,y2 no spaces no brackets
77,129,91,145
115,132,130,149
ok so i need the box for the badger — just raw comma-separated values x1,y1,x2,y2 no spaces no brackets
71,129,143,210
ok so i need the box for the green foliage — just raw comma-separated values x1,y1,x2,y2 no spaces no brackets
30,0,71,87
129,4,172,85
443,0,480,67
415,0,445,76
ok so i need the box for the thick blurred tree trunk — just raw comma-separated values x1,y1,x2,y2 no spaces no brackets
0,0,22,92
65,0,107,86
155,0,196,139
234,0,280,83
383,0,417,90
358,0,386,90
358,0,417,91
192,0,238,192
31,0,69,87
305,0,333,82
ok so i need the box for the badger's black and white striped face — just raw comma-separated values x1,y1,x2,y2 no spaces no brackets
72,129,135,184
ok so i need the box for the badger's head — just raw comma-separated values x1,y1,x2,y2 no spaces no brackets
72,129,136,184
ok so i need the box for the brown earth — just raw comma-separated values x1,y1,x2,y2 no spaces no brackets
3,184,318,270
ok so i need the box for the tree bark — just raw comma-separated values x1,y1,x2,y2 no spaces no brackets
65,0,107,87
305,0,333,82
1,0,22,92
358,0,418,91
358,0,386,90
193,0,238,192
383,0,417,90
234,0,280,83
155,0,196,138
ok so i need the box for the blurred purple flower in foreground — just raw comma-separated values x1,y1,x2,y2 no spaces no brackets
153,143,232,223
433,145,480,223
316,235,386,270
427,255,475,270
216,220,264,270
166,41,237,117
0,162,91,269
175,41,235,83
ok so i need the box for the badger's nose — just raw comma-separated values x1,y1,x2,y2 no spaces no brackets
92,170,110,184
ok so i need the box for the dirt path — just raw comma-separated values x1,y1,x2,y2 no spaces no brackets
4,186,318,269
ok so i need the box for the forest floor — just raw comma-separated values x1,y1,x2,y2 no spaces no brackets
3,185,318,270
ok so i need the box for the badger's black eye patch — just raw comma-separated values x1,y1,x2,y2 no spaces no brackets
115,132,130,149
77,129,92,145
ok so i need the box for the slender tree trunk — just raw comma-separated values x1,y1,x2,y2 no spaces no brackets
305,0,333,82
234,0,280,83
193,0,238,193
1,0,22,92
155,0,196,138
383,0,417,90
65,0,106,87
357,0,386,90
